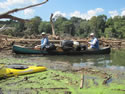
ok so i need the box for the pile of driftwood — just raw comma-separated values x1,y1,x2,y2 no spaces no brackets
0,35,14,50
0,33,124,51
0,35,124,51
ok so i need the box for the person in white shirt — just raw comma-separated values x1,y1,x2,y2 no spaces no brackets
88,33,99,50
35,32,49,50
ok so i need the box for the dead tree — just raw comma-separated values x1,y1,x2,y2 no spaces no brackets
50,13,56,37
0,0,48,23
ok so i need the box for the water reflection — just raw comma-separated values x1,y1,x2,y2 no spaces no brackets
45,50,125,70
13,49,125,71
46,54,111,67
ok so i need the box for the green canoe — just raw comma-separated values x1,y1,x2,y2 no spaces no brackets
13,45,111,55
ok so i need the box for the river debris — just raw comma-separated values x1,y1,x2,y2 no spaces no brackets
65,91,72,94
102,75,112,85
0,35,124,51
0,88,3,94
112,89,125,91
80,73,84,89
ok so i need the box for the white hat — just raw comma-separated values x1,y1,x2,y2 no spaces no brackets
42,32,46,35
90,33,94,36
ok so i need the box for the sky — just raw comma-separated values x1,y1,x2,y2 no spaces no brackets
0,0,125,21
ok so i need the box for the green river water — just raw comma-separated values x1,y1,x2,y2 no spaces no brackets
12,49,125,71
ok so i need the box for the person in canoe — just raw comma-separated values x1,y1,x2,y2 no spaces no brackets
88,33,99,50
35,32,50,50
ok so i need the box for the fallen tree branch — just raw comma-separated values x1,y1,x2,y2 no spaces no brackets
0,15,29,23
0,0,48,22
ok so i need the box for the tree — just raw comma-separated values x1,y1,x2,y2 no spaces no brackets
96,15,107,34
38,21,51,34
89,16,98,36
54,16,68,35
61,21,75,36
70,17,83,36
24,16,41,35
77,20,90,37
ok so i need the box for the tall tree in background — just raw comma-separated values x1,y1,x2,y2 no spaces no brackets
38,21,51,34
54,16,68,35
96,15,107,36
78,20,90,37
89,16,98,36
70,17,83,36
61,21,75,36
24,16,41,35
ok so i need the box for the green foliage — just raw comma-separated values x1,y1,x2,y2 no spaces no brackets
38,21,51,34
77,20,90,37
24,16,41,35
0,15,125,39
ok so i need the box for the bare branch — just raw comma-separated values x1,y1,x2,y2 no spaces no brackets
0,15,29,22
1,0,48,15
0,0,49,22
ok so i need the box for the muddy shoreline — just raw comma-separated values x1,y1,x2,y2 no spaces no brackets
0,51,125,94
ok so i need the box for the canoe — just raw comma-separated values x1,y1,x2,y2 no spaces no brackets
13,45,111,55
0,65,47,79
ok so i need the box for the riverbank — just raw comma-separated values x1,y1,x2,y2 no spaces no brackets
0,53,125,94
0,69,125,94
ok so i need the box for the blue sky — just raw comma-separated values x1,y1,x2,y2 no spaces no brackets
0,0,125,21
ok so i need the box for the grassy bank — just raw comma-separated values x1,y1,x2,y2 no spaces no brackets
0,69,125,94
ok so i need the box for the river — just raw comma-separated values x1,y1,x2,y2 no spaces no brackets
10,49,125,71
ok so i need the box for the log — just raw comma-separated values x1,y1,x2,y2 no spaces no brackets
80,73,84,89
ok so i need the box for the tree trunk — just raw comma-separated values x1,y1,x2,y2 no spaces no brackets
50,13,56,37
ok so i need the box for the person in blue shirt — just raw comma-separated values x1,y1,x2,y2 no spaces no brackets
35,32,49,50
88,33,99,50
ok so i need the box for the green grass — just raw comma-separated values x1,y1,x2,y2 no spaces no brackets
0,69,125,94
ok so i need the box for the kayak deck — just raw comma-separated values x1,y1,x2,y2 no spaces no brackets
0,65,47,79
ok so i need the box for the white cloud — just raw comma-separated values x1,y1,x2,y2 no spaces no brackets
87,8,104,16
70,11,81,18
0,0,24,9
24,8,35,16
109,10,119,18
70,8,104,20
0,0,38,8
121,10,125,16
53,11,66,18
